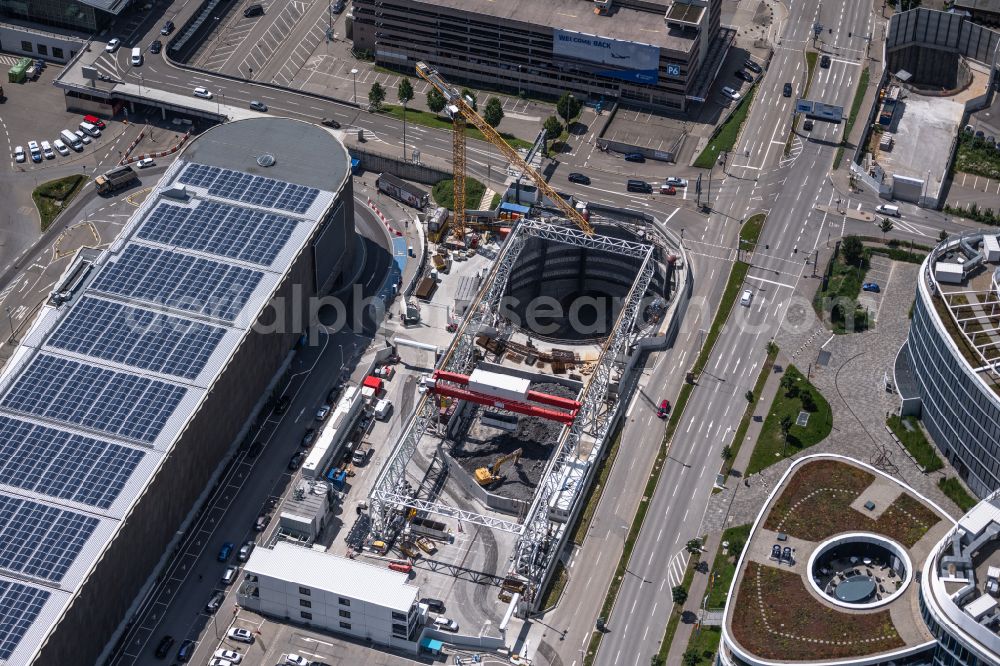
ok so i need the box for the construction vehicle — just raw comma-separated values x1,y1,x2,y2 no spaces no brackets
414,61,592,240
474,448,523,486
399,540,421,559
415,536,438,554
498,574,529,602
94,165,137,194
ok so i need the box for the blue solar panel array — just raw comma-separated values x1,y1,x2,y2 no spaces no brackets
0,580,49,660
178,162,320,214
0,354,186,444
0,416,143,510
90,245,264,322
136,201,297,266
47,296,225,380
0,494,99,582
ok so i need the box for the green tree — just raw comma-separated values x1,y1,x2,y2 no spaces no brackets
800,390,817,412
682,651,700,666
672,585,688,607
397,78,415,159
483,96,504,128
841,235,865,267
557,91,582,124
721,445,733,461
780,373,797,397
427,87,446,114
939,228,949,242
650,656,666,666
780,415,793,455
879,216,894,239
543,116,564,149
368,82,386,111
745,389,754,403
686,538,703,554
461,87,478,111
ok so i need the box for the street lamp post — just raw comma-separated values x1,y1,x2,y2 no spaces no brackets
351,68,359,104
5,307,14,343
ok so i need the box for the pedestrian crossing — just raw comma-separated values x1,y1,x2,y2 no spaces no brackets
666,549,690,589
0,54,24,66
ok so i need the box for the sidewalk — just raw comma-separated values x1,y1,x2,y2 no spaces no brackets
665,346,788,664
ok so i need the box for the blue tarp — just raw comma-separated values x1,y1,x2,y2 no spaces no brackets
420,637,444,652
350,157,361,174
499,201,530,214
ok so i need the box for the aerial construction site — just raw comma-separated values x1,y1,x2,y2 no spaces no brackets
353,63,692,645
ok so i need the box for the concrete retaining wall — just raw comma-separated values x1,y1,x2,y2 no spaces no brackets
348,143,453,185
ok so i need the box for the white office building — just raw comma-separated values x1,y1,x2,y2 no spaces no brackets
237,542,423,651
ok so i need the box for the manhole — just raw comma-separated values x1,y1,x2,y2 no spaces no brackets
796,411,810,427
256,153,276,167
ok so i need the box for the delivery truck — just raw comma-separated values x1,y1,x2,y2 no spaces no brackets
94,165,138,194
376,173,429,209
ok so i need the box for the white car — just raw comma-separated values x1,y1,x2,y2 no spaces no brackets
664,177,688,187
433,616,459,632
74,130,92,145
105,38,121,53
193,86,213,99
740,289,753,307
285,655,310,666
721,86,741,101
213,649,243,664
40,141,54,159
227,627,254,643
27,141,41,162
14,146,24,163
315,405,331,421
208,659,235,666
53,139,70,156
136,157,155,168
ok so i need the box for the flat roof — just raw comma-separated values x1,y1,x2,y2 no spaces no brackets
723,455,952,664
0,118,348,666
245,542,419,612
411,0,698,54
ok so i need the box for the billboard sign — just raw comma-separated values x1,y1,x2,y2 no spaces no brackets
553,29,660,84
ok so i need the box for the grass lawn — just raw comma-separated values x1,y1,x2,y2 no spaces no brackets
652,548,702,664
683,626,722,665
693,261,750,375
32,175,88,232
813,242,870,334
706,524,752,609
378,105,533,150
732,562,904,661
746,365,832,474
739,213,766,246
432,177,485,211
954,132,1000,180
834,67,870,170
724,344,777,477
764,459,941,546
693,87,757,169
540,560,568,610
887,415,942,472
489,192,502,209
939,477,978,512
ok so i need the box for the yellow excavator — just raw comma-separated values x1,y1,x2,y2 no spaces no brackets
475,448,523,486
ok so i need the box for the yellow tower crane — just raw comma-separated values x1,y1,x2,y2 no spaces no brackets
414,61,594,238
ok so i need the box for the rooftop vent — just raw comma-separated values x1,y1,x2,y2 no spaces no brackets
257,153,276,167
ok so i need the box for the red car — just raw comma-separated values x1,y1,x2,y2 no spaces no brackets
657,400,671,418
83,114,106,129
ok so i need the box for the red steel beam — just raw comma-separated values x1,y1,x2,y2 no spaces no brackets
432,370,582,411
429,384,577,424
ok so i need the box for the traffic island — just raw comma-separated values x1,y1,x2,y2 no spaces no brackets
32,175,88,232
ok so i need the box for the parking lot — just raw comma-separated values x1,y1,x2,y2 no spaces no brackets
858,254,893,325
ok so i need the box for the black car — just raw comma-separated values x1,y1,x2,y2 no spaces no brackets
149,40,162,54
289,451,305,470
160,20,174,35
243,3,264,17
205,590,224,613
744,59,763,74
332,0,345,12
321,117,341,128
176,638,195,662
803,119,814,131
302,428,317,447
783,82,793,97
254,512,270,531
624,152,645,163
567,172,590,185
327,382,343,404
735,70,753,83
154,635,174,659
420,597,446,613
249,100,268,112
820,54,831,68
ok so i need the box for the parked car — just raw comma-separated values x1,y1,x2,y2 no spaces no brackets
288,451,305,470
136,157,155,168
238,540,255,562
176,638,195,662
659,184,676,195
254,512,270,531
105,38,121,53
27,140,41,162
657,399,671,418
221,565,238,585
664,177,688,187
243,3,264,17
735,69,753,82
53,139,70,156
783,82,793,97
217,541,235,562
744,59,763,74
40,141,54,159
301,428,316,447
74,130,92,144
149,40,162,54
193,86,213,99
208,659,235,666
249,100,268,112
433,616,459,632
160,20,175,35
740,289,753,307
214,650,243,664
820,54,831,68
421,597,445,613
721,86,741,101
285,655,310,666
327,383,343,404
862,282,881,293
567,172,591,185
205,590,225,613
320,117,341,128
331,0,346,12
154,634,174,659
227,627,255,643
623,152,645,162
14,146,24,163
83,114,106,129
316,405,331,421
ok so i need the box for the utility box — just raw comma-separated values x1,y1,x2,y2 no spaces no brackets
935,262,964,284
985,235,1000,262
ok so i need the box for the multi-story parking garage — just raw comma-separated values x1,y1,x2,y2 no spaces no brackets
350,0,729,112
899,232,1000,498
0,117,356,666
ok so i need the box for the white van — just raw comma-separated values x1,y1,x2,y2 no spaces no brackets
875,203,900,217
60,130,83,151
130,47,142,66
79,122,101,137
374,399,392,421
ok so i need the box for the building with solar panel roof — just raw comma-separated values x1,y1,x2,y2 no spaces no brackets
0,117,356,665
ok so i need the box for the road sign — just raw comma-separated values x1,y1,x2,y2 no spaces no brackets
794,99,844,123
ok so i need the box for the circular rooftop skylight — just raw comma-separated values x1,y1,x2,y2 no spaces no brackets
256,153,276,167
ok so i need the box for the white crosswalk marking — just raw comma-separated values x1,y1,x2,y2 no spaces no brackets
667,550,689,588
